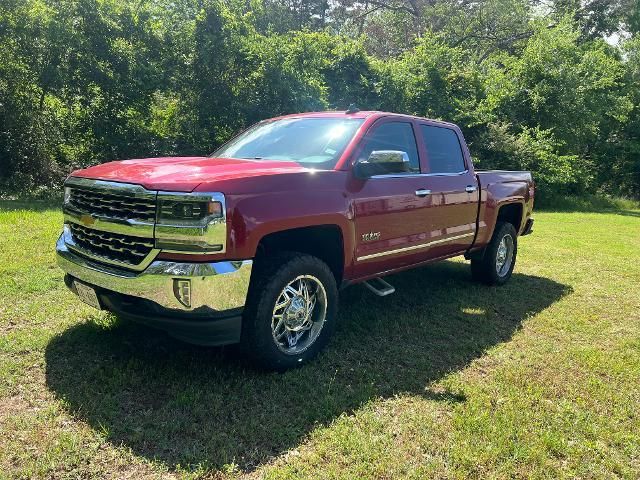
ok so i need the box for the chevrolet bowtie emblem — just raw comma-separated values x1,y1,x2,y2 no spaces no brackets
80,214,96,226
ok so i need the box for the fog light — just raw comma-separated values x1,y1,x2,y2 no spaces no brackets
173,279,191,308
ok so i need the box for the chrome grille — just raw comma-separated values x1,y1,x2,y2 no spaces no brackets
68,187,156,222
69,223,154,266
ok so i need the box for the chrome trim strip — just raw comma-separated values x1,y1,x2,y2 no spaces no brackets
356,232,475,261
63,208,155,237
57,234,252,312
65,176,158,198
369,170,469,179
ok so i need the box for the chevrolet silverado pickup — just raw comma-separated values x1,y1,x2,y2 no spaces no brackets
57,110,534,370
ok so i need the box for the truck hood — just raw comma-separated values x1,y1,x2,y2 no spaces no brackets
71,156,308,192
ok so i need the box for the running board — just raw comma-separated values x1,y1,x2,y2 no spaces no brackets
363,277,396,297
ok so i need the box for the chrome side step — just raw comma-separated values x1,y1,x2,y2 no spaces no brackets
363,277,395,296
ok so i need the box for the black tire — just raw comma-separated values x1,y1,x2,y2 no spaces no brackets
471,221,518,286
241,251,338,371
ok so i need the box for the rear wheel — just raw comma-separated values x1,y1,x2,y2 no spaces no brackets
241,252,338,370
471,221,518,286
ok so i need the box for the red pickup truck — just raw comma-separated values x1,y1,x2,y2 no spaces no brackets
57,110,534,370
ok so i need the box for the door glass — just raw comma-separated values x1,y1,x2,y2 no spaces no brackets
358,122,420,173
420,125,466,174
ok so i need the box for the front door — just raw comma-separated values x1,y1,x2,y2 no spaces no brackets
348,119,433,278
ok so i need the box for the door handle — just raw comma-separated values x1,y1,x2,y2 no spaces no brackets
465,185,477,193
415,189,431,197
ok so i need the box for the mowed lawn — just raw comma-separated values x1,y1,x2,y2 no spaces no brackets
0,201,639,479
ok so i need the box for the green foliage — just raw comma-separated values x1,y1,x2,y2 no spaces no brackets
470,20,634,197
473,123,588,197
378,34,485,127
0,0,639,199
483,20,631,153
602,35,640,198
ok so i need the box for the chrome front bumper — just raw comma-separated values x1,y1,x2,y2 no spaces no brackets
56,234,253,314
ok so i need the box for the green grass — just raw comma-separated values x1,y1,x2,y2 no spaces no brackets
1,200,639,479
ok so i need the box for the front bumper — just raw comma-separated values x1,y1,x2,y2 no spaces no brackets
56,234,253,345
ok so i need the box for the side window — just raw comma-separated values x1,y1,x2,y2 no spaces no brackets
358,122,420,173
420,125,466,174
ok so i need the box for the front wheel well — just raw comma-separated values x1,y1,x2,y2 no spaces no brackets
496,203,523,233
255,225,344,284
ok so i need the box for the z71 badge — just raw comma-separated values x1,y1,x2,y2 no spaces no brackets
362,232,381,242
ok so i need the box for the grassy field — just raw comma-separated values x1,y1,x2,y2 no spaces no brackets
0,200,639,479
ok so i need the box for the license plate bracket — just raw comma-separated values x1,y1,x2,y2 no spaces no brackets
73,281,101,310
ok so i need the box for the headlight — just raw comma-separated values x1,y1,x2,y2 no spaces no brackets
158,199,223,224
63,186,71,205
155,192,226,253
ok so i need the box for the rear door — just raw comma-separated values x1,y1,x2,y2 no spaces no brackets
414,122,479,257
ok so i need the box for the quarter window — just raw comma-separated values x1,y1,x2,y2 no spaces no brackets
420,125,466,174
358,122,420,173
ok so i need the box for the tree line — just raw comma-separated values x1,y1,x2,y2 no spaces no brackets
1,0,639,199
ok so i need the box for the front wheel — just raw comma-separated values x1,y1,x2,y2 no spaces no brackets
471,221,518,286
241,252,338,371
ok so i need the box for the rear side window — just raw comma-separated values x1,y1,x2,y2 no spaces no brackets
358,122,420,173
420,125,466,174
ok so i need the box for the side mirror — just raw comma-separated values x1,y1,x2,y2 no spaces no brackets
354,150,411,178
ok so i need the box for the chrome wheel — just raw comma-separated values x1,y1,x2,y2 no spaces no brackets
271,275,327,355
495,234,514,277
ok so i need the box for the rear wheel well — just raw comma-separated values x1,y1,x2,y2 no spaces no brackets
255,225,344,283
496,203,523,233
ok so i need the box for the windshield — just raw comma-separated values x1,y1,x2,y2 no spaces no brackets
213,117,364,169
